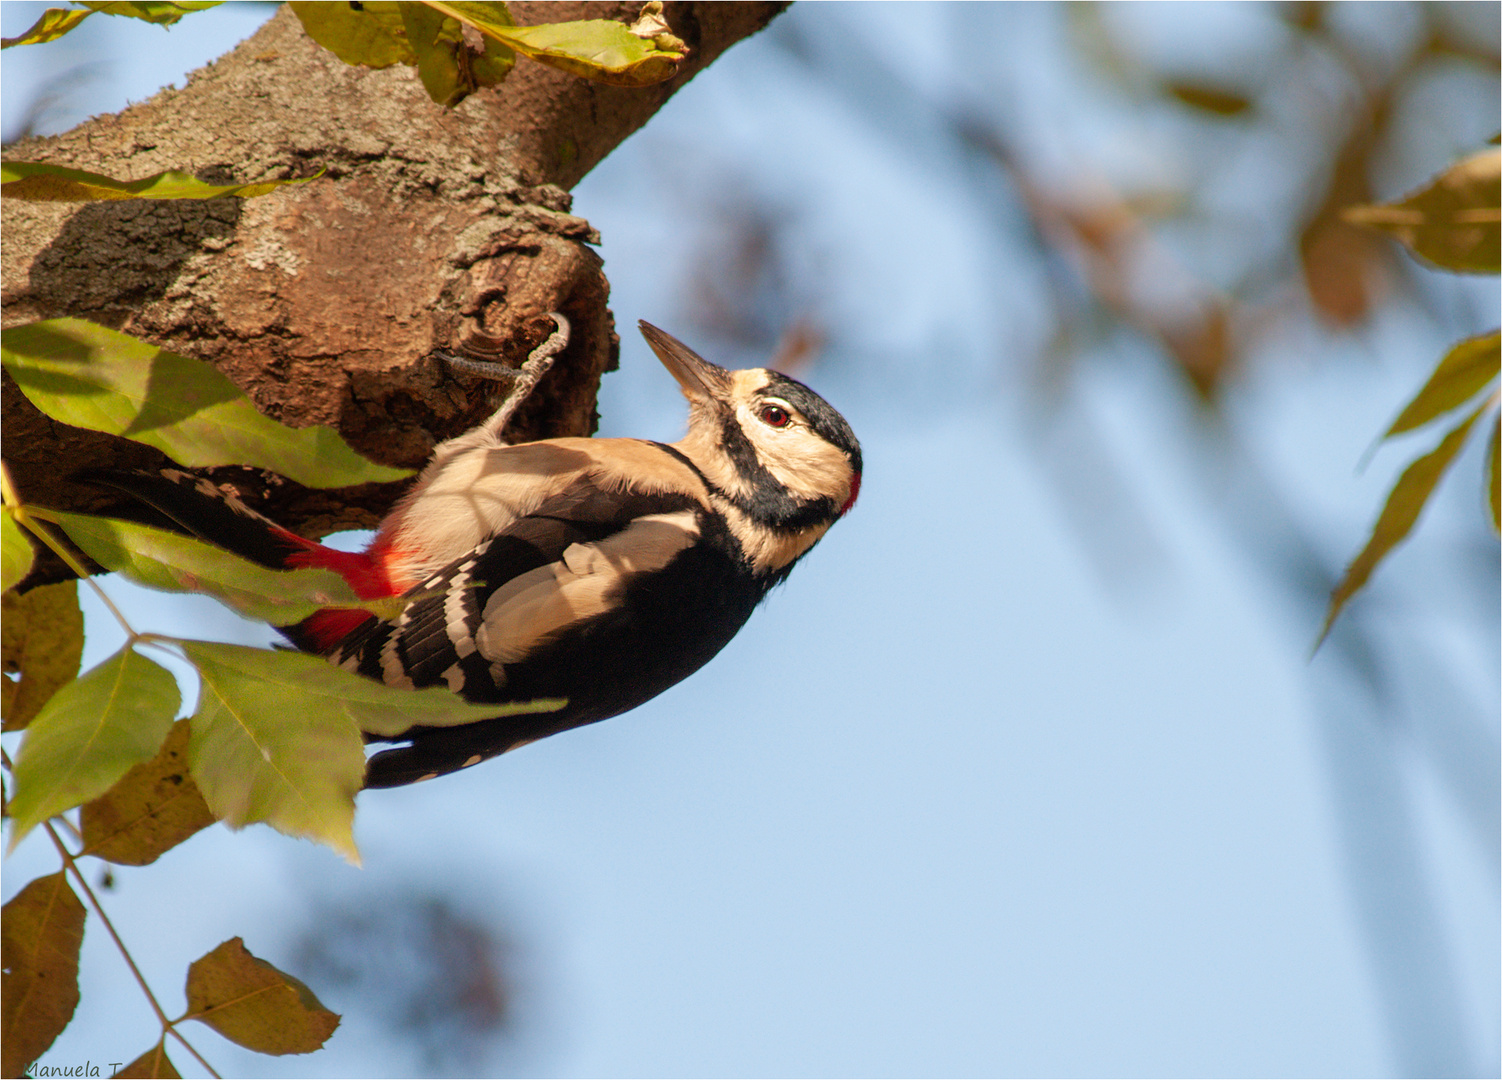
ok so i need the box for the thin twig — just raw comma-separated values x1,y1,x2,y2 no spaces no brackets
40,820,222,1079
8,501,136,641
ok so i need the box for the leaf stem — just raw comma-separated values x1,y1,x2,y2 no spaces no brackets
38,817,222,1079
5,497,137,641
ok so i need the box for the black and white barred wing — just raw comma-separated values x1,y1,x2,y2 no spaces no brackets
328,485,706,781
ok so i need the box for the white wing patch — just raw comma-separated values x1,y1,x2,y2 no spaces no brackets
475,510,700,666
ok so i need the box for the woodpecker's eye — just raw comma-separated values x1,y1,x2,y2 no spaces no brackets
759,404,791,428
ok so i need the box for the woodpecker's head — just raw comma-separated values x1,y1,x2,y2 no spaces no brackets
641,322,862,555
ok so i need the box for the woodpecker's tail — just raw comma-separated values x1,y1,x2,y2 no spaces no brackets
82,468,398,654
81,468,318,570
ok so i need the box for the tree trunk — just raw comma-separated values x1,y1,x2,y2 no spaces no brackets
2,1,786,582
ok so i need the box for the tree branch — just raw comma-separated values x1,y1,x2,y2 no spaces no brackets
2,1,787,586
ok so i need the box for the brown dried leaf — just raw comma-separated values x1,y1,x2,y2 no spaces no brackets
1,580,83,731
1,872,86,1078
113,1040,181,1079
184,938,340,1055
80,721,217,866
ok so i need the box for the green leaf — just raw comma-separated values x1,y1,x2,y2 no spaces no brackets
1344,148,1501,273
1,319,411,488
52,511,375,625
429,0,687,87
79,1,222,25
2,508,35,594
1386,331,1501,436
0,161,322,202
1488,411,1500,535
183,641,367,861
113,1040,181,1079
290,1,516,106
1320,402,1490,646
1,8,92,48
0,872,86,1080
289,0,416,68
80,720,217,866
0,0,220,48
184,938,339,1055
402,1,513,106
2,580,84,732
7,647,180,849
179,641,561,858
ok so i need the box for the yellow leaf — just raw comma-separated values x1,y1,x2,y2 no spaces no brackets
1320,401,1489,647
1344,148,1501,274
0,161,322,202
1385,331,1500,437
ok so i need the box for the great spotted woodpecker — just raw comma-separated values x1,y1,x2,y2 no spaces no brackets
96,318,862,788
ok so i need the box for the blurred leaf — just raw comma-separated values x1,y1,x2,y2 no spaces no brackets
1344,148,1501,274
2,509,34,594
114,1041,181,1079
82,2,222,25
429,0,687,87
1,319,411,488
1300,218,1386,325
53,511,378,625
1165,82,1252,116
0,2,216,49
7,647,179,849
1488,412,1500,534
184,937,339,1055
1320,402,1489,646
0,872,85,1079
182,641,368,862
289,0,415,68
1,161,321,203
1,8,91,48
2,580,84,731
80,721,217,866
1385,331,1501,436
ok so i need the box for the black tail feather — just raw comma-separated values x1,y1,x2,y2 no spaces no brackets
77,468,305,571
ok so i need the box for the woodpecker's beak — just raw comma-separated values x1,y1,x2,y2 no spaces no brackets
639,321,733,402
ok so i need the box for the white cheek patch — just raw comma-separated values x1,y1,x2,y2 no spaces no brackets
743,419,854,506
475,511,700,666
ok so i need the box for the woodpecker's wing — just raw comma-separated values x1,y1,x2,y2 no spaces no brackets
329,478,713,786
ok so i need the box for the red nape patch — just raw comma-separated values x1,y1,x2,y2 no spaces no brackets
840,471,862,516
280,532,401,600
297,609,377,653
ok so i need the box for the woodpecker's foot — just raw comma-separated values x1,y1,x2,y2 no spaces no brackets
443,313,570,443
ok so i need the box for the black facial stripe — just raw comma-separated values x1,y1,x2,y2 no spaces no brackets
716,411,841,531
763,372,863,476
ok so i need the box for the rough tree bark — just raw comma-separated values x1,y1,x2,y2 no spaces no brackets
2,1,787,585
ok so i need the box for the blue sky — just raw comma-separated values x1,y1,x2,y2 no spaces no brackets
3,3,1498,1077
